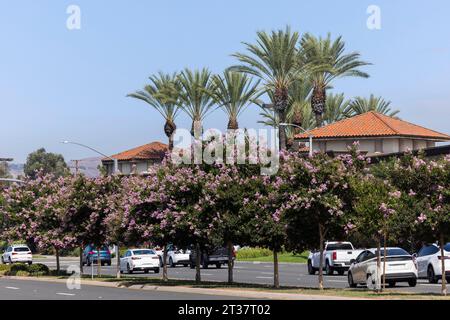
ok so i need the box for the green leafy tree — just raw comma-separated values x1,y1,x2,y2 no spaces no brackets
24,148,68,179
177,68,215,138
300,33,370,126
209,71,261,130
231,26,302,151
128,72,181,151
345,94,399,117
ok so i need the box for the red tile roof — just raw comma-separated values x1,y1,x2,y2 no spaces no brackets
103,141,168,161
295,111,450,141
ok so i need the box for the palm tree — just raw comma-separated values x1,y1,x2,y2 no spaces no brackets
300,33,370,127
345,94,399,117
178,68,215,138
231,26,302,151
324,93,350,124
210,71,261,130
127,72,181,151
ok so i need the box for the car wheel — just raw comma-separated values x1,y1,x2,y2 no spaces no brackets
202,261,208,269
408,278,417,287
387,280,396,288
159,257,163,267
144,269,149,274
337,270,345,276
183,264,188,267
127,264,133,274
120,269,123,274
307,260,316,275
154,267,160,274
8,257,13,264
190,264,195,269
216,263,221,269
325,261,333,275
348,272,357,288
107,262,111,266
28,261,32,265
169,257,175,268
86,258,91,267
1,256,4,264
428,266,438,284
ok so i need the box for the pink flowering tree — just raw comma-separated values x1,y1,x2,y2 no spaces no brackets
282,149,367,290
382,153,450,295
1,173,76,273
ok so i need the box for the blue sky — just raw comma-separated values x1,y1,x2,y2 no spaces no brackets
1,0,449,162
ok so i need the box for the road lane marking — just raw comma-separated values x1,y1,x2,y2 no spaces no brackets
5,287,19,290
256,276,272,279
260,272,273,275
326,280,347,283
56,292,76,296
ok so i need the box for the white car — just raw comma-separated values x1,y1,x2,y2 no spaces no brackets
166,245,191,267
119,249,160,274
347,247,418,288
415,243,450,283
308,241,362,275
1,245,33,265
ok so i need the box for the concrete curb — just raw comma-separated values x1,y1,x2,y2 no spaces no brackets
0,275,367,300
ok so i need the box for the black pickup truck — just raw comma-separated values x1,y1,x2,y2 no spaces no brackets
189,246,232,269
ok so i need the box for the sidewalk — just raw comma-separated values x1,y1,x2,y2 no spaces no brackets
1,276,366,300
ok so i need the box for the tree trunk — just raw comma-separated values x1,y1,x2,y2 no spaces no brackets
311,85,326,127
227,117,239,130
162,244,168,282
164,120,176,152
273,249,280,289
382,227,387,291
440,232,447,296
191,120,202,139
278,111,287,151
55,247,60,275
79,245,83,274
227,240,234,284
116,244,121,279
97,249,101,277
195,243,201,284
318,224,325,290
376,237,381,293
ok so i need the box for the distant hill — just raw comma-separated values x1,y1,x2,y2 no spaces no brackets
68,157,102,178
7,163,24,178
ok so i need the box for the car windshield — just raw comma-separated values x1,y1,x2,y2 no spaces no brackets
14,247,29,252
133,250,155,255
445,243,450,252
326,243,353,250
376,248,410,256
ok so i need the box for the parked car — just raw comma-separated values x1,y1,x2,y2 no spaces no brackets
166,245,191,267
120,249,160,274
347,247,418,288
308,241,362,275
1,245,32,265
82,244,112,266
415,243,450,283
189,246,234,269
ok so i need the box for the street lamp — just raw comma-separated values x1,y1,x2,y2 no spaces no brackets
279,123,314,157
61,140,119,174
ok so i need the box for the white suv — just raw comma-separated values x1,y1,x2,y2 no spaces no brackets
415,243,450,283
1,245,33,265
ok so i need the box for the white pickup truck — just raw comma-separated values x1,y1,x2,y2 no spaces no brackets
308,241,362,275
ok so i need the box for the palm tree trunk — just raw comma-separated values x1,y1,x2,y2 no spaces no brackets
440,232,447,296
227,117,239,130
164,120,176,152
274,87,288,151
191,119,202,139
311,85,326,127
278,111,287,151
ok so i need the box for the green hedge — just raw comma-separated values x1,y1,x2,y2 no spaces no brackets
1,263,50,276
236,247,272,259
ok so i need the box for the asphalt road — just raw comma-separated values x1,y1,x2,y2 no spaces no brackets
34,256,445,295
0,278,246,300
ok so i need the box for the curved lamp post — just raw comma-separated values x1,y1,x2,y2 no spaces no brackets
279,123,313,157
61,140,119,174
